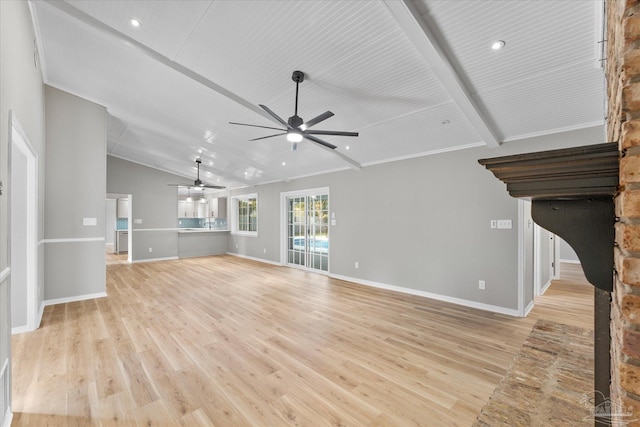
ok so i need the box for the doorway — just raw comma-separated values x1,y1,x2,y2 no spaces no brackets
106,193,132,264
10,115,38,333
281,188,329,272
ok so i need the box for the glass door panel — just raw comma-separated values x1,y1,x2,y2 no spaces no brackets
286,193,328,272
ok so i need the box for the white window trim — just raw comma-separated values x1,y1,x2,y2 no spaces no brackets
231,193,258,237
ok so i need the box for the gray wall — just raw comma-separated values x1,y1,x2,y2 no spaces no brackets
0,0,46,415
229,126,604,312
107,156,190,261
44,85,106,300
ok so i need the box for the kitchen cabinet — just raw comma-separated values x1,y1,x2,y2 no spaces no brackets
115,230,128,254
178,197,227,219
179,200,197,218
117,198,129,218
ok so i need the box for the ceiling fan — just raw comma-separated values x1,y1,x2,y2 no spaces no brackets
168,158,226,190
229,70,359,152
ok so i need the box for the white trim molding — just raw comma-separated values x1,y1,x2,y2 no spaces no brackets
523,299,535,317
41,237,105,244
131,256,179,264
329,273,520,317
226,252,282,267
560,258,581,265
44,292,108,307
2,412,12,427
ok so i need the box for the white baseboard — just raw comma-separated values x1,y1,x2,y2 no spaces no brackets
560,259,581,265
540,278,553,295
10,301,46,335
131,256,178,264
3,410,12,427
226,252,282,267
44,291,108,307
329,273,520,317
523,299,535,317
11,325,30,335
37,300,45,328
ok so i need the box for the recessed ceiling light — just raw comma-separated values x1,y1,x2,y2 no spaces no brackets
130,18,141,28
282,162,286,166
345,146,350,150
491,40,505,50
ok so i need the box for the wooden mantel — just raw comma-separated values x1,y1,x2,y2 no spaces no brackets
478,142,619,427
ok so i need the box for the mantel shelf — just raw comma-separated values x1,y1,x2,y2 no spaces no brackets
478,142,619,200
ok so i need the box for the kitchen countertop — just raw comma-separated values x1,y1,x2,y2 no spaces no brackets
177,229,230,234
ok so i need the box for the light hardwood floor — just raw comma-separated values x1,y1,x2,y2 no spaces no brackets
11,257,592,426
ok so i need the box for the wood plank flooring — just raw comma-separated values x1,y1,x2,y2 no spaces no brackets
11,258,593,426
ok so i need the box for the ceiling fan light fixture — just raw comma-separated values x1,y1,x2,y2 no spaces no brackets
287,130,303,143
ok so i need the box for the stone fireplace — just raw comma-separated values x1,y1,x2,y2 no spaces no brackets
609,0,640,424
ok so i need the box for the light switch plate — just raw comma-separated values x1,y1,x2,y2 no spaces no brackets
134,219,142,224
497,219,512,229
83,217,97,226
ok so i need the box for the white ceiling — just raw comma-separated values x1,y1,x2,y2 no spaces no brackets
29,0,606,189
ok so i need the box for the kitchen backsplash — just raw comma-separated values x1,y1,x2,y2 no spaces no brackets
116,218,128,230
178,218,204,228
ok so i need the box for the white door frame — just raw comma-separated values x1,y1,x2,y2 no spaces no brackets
107,193,133,263
10,112,39,333
519,200,560,316
280,187,330,273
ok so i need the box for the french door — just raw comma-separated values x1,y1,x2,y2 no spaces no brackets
284,190,329,272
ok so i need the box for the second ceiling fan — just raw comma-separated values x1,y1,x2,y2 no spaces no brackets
230,71,359,152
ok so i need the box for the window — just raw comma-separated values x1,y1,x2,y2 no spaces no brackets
232,194,258,236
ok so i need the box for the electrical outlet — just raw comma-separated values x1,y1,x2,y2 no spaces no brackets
149,247,152,253
263,248,267,253
479,280,485,290
355,262,359,269
235,244,238,249
490,220,497,229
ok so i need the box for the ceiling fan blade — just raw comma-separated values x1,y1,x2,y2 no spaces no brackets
303,134,337,150
229,122,286,132
259,104,291,129
305,130,359,137
168,183,226,189
302,111,334,129
249,132,287,141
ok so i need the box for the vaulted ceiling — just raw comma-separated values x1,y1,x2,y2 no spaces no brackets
30,0,605,189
